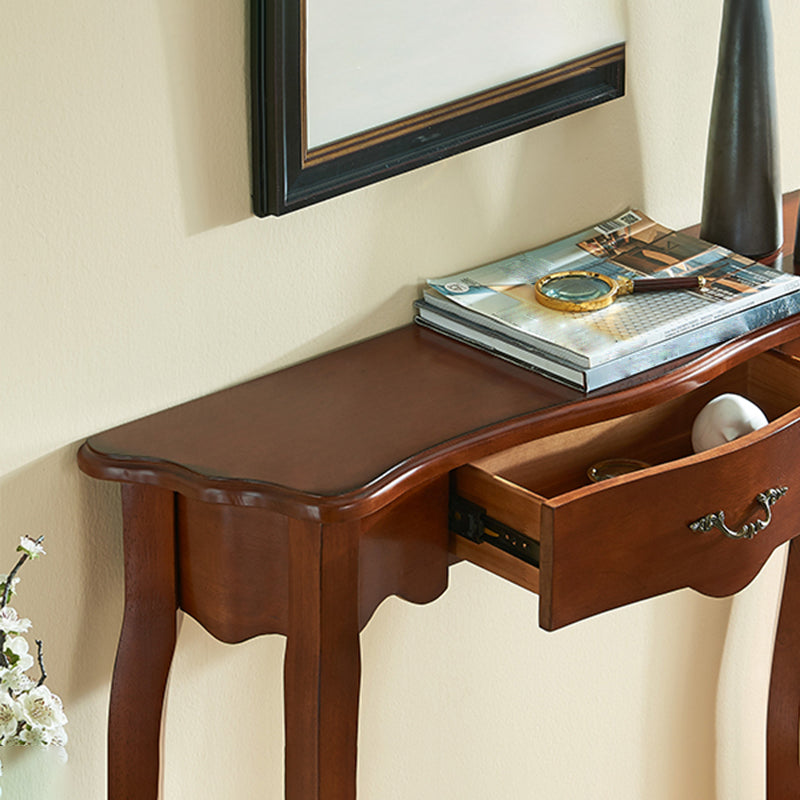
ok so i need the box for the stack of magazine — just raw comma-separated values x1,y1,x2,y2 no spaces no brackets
415,210,800,392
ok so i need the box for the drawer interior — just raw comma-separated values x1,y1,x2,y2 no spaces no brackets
472,350,800,499
451,350,800,596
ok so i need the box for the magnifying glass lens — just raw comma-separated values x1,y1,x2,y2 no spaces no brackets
539,274,611,303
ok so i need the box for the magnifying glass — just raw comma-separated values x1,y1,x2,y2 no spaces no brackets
534,271,706,312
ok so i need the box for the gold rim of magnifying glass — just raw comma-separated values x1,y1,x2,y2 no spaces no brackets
534,271,625,312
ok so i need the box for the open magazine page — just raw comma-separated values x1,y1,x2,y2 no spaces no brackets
426,211,800,368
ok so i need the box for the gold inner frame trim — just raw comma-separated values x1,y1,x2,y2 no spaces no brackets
302,43,625,167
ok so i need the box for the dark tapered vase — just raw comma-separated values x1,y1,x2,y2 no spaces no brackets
796,197,800,267
700,0,781,260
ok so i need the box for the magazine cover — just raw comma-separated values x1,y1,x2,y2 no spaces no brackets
425,211,800,368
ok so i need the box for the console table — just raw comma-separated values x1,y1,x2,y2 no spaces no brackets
79,224,800,799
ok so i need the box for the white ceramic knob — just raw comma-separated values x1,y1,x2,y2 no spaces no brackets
691,393,768,453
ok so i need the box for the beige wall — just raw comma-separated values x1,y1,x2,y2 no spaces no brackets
3,1,800,797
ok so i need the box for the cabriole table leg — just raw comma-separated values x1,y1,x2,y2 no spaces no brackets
109,484,178,799
767,536,800,797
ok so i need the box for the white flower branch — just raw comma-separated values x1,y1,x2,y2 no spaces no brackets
0,535,67,784
0,536,44,670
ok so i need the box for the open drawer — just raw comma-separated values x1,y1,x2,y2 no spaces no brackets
451,350,800,630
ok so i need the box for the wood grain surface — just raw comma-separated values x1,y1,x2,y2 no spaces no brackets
78,314,800,523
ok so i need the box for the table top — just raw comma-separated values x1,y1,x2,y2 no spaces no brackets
77,313,800,522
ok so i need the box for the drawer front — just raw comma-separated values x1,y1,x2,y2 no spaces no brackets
541,409,800,630
454,405,800,631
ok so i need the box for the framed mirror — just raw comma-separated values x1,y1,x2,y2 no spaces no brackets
251,0,626,217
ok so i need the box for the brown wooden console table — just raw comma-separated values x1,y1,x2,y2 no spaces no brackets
79,214,800,799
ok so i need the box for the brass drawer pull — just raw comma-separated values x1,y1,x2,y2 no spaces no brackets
689,487,789,540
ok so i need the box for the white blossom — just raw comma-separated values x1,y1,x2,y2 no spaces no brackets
50,726,67,750
0,534,67,792
0,694,21,740
15,725,49,747
17,722,68,752
20,686,67,730
17,537,45,559
0,608,31,636
3,636,34,672
0,666,33,694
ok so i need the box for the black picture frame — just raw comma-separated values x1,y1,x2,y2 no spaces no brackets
250,0,626,217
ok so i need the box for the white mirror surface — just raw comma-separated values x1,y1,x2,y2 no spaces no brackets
306,0,626,149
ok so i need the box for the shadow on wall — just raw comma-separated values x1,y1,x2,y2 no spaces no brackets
337,0,642,321
640,591,732,799
157,0,253,234
154,0,644,239
252,55,648,374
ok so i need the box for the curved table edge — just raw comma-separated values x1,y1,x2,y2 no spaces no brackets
77,314,800,523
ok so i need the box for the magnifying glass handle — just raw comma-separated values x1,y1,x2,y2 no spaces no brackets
631,276,706,293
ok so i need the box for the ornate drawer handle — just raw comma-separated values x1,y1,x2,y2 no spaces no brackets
689,487,788,540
